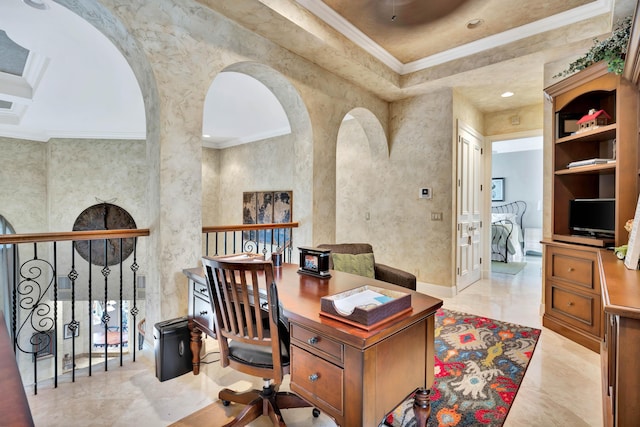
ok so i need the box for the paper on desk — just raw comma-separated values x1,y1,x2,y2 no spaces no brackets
333,289,393,316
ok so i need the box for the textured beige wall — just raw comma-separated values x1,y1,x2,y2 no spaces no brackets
484,104,544,136
0,137,47,234
201,147,221,226
47,139,148,232
389,88,455,287
336,118,376,243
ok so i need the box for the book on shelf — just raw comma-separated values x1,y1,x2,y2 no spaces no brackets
567,158,614,168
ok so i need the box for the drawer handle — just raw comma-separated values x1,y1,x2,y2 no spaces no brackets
567,267,574,272
308,373,319,382
307,336,319,345
199,310,208,316
199,287,207,293
567,302,574,307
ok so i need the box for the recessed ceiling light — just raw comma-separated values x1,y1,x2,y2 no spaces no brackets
202,134,211,138
466,19,484,29
501,91,514,98
22,0,48,10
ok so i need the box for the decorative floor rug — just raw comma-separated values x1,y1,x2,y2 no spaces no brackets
491,261,527,275
382,308,540,427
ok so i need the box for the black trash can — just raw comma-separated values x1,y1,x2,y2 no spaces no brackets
154,316,192,382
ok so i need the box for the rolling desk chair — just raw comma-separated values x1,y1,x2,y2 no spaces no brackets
202,255,316,426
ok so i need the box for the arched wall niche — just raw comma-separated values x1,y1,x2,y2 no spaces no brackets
336,108,388,243
203,61,314,246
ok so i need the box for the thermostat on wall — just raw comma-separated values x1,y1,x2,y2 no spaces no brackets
419,188,432,199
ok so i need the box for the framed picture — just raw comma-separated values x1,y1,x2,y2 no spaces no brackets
64,323,80,339
556,112,582,138
491,178,505,202
624,196,640,270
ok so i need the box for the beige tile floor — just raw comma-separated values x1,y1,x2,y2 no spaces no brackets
26,255,602,426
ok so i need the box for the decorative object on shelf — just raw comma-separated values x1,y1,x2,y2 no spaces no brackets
556,112,582,137
554,16,632,78
491,177,505,202
624,197,640,270
297,246,331,278
614,245,628,260
576,109,611,133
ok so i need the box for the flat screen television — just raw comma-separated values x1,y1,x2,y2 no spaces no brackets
569,198,615,237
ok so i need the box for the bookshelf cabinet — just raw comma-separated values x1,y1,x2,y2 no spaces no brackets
543,62,639,351
547,62,638,247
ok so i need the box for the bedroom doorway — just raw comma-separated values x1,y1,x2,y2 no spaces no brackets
490,135,543,269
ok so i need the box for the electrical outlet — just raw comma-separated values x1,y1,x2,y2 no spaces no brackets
431,212,443,221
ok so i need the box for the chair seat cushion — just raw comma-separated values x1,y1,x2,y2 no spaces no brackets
331,252,375,278
229,339,290,369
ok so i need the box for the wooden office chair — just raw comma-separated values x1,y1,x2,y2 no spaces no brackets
202,255,314,427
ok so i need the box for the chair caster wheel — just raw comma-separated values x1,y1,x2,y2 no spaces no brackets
312,408,321,417
222,400,230,406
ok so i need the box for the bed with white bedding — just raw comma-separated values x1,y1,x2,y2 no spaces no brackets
491,201,526,263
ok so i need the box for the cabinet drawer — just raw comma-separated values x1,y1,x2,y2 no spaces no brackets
290,324,343,365
290,345,343,414
547,282,601,335
548,247,597,291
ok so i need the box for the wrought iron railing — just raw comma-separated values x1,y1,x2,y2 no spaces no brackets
0,229,149,395
0,223,298,396
202,222,298,263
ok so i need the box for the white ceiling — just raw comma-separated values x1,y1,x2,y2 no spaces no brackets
0,0,635,145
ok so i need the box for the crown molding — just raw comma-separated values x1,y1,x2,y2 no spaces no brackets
296,0,613,75
0,127,145,142
203,126,291,149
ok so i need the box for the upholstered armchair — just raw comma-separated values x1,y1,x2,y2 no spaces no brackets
317,243,417,291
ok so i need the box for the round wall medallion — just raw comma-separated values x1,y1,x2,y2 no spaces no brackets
73,203,137,266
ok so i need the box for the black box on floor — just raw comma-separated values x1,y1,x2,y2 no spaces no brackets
154,316,192,382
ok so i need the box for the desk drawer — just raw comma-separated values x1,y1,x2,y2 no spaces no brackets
290,345,343,414
290,324,343,365
192,280,210,299
193,295,215,334
548,246,597,291
547,282,600,335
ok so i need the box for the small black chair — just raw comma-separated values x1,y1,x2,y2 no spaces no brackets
202,255,315,426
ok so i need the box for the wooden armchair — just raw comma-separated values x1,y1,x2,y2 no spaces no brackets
317,243,417,291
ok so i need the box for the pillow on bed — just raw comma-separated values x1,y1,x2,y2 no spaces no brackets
492,213,517,223
331,253,375,278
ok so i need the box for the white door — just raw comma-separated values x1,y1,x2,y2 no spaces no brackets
456,122,483,290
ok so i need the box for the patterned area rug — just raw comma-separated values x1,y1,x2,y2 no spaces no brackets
381,308,540,427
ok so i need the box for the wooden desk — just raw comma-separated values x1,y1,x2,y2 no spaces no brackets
0,312,35,427
184,264,442,427
599,251,640,426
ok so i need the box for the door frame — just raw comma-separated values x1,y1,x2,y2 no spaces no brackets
485,130,543,278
